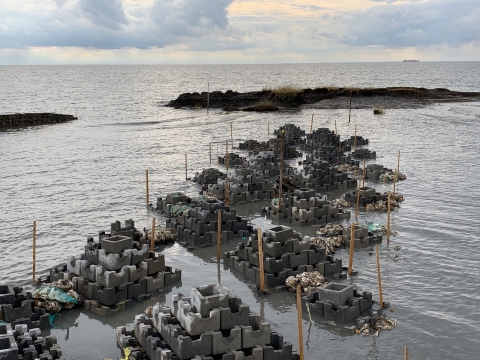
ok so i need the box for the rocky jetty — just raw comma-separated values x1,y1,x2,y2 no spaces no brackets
0,113,77,129
166,87,480,111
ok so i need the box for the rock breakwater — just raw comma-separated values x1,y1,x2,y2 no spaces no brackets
0,113,77,130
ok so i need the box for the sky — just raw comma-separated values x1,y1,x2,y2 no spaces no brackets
0,0,479,64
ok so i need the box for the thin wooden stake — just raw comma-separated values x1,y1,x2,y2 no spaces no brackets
375,244,384,308
268,121,270,136
257,228,265,292
387,191,391,244
397,151,401,176
209,143,212,164
217,212,221,262
150,217,156,252
348,91,352,123
279,130,284,213
185,154,188,181
355,181,361,222
354,123,357,151
348,222,355,275
32,221,36,281
362,159,366,187
404,346,409,360
225,140,229,171
225,180,229,206
393,168,397,195
310,114,313,134
296,285,305,360
146,170,149,207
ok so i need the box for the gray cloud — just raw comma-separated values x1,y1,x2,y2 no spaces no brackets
54,0,68,8
78,0,128,30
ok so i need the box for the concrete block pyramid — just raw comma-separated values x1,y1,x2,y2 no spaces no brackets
116,284,300,360
0,285,50,331
301,283,373,323
273,123,306,147
166,199,253,247
58,220,181,316
267,188,351,227
0,323,64,360
344,186,387,208
224,225,344,288
343,224,383,248
300,128,346,152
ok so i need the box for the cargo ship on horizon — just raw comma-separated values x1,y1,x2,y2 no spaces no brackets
403,59,419,62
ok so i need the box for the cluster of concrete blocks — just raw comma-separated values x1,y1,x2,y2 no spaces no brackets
0,323,63,360
344,186,387,207
361,164,402,181
343,224,383,248
156,193,192,215
352,148,377,159
273,123,306,147
0,285,50,331
301,283,373,324
193,168,225,185
166,199,253,247
266,188,351,227
300,128,351,152
305,148,357,167
341,135,369,147
116,284,300,360
224,225,345,288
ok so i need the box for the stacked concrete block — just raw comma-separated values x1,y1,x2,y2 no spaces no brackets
117,285,299,360
273,124,306,147
266,188,351,226
301,128,349,152
224,225,344,285
342,135,369,147
238,140,269,153
110,219,142,242
290,163,357,194
166,199,253,247
0,323,65,360
302,284,373,323
218,153,245,167
267,138,301,159
194,168,225,185
344,186,387,207
0,285,50,330
352,148,376,159
343,224,383,248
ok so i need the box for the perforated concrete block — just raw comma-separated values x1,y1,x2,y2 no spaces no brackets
127,278,147,299
285,238,310,254
146,272,166,292
191,285,230,318
73,276,93,299
211,325,242,355
317,283,354,307
262,332,294,360
264,226,294,244
164,267,182,285
240,315,270,349
263,271,287,288
124,244,150,265
171,296,221,336
66,256,85,276
0,335,18,360
96,266,129,288
92,283,128,307
288,251,308,269
141,253,166,276
126,263,148,283
264,253,290,274
98,249,131,271
81,263,101,282
323,258,342,276
100,235,133,255
1,300,32,323
219,295,250,330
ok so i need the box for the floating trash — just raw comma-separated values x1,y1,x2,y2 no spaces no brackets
285,271,327,295
358,316,397,336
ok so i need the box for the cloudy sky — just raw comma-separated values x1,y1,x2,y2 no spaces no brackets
1,0,479,64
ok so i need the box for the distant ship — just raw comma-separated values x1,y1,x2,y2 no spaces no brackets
403,59,419,62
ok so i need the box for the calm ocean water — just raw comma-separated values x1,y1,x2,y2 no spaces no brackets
1,63,480,359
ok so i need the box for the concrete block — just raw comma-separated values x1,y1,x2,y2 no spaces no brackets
141,253,166,276
127,278,147,299
66,255,85,276
264,226,294,244
48,263,68,282
324,258,342,276
81,263,101,282
262,332,294,360
146,272,166,292
264,254,290,274
73,276,93,299
212,326,242,355
100,235,133,255
308,244,327,264
1,300,32,323
171,296,221,336
285,238,310,254
191,285,230,318
95,266,129,288
164,267,182,285
317,283,354,307
0,334,18,360
124,244,150,265
263,271,287,288
240,315,270,348
92,283,128,307
219,295,250,330
126,263,148,283
98,249,131,271
288,251,308,269
0,285,15,306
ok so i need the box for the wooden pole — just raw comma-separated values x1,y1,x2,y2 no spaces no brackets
225,180,229,206
404,346,409,360
397,151,401,176
209,143,212,164
310,114,313,134
268,121,270,136
279,130,284,213
355,181,361,221
150,217,155,251
257,228,265,292
185,154,188,181
348,91,352,123
32,221,36,281
296,285,304,360
387,191,391,244
362,159,366,187
217,212,221,262
375,244,384,308
393,168,397,195
225,140,229,172
348,222,355,275
354,123,357,151
145,170,149,207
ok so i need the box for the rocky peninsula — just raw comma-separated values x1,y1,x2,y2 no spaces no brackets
166,87,480,111
0,113,77,130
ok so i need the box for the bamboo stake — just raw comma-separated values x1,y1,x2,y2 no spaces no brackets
387,191,391,244
355,181,361,222
257,228,265,292
362,159,366,187
404,346,409,360
225,180,229,206
397,151,401,176
348,91,352,123
145,170,149,207
354,123,357,151
268,121,270,136
375,244,383,308
393,168,397,195
348,222,355,275
296,285,305,360
225,140,229,171
217,212,221,262
32,221,36,281
150,217,155,252
310,114,313,134
185,154,188,181
279,130,284,213
209,143,212,164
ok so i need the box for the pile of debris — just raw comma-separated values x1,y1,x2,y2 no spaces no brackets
32,279,81,314
358,316,397,336
285,271,327,295
310,236,344,255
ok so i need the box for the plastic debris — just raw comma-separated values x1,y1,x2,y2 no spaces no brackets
32,279,80,313
169,203,190,216
285,271,327,295
366,222,387,234
359,316,397,336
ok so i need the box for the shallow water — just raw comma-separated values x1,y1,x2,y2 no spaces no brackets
1,63,480,359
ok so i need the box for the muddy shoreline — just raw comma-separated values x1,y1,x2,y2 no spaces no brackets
166,87,480,111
